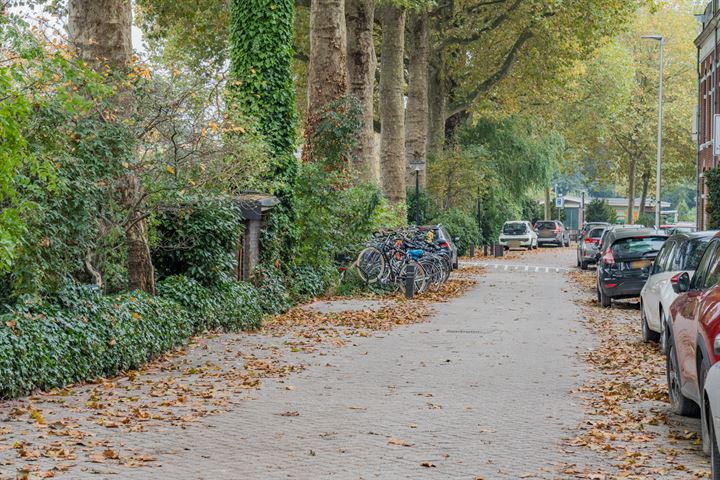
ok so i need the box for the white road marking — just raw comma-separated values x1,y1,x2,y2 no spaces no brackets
461,261,573,274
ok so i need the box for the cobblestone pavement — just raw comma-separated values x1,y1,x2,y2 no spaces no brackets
0,247,708,479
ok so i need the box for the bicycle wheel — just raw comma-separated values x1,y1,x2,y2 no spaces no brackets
398,261,427,295
356,247,385,283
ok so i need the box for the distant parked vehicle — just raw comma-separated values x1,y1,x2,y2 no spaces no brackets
418,225,458,270
596,224,647,256
667,233,720,453
640,231,716,351
660,223,697,235
579,221,610,240
534,220,570,247
703,362,720,477
498,221,538,250
577,226,606,270
595,228,668,307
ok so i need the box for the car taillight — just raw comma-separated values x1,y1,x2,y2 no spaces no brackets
439,241,449,248
602,249,615,264
670,272,681,285
554,226,561,233
584,238,598,244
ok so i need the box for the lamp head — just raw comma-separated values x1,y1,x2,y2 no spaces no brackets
641,35,664,42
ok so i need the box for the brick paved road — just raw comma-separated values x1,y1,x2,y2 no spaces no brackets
0,247,705,479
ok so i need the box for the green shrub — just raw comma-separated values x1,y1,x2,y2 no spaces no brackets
153,197,243,286
585,199,617,224
0,276,263,399
706,167,720,229
432,209,479,256
251,265,293,315
0,286,193,399
156,275,262,332
287,263,331,302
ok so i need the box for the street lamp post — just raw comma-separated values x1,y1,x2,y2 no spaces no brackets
642,35,664,230
410,155,424,225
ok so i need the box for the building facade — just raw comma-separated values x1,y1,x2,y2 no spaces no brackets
696,1,720,229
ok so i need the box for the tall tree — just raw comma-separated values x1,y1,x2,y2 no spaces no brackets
68,0,156,294
405,10,428,188
229,0,298,264
345,0,377,180
379,4,406,204
304,0,349,162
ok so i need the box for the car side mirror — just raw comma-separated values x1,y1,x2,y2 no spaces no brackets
671,272,691,294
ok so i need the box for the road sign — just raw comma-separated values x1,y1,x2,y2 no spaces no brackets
555,196,564,208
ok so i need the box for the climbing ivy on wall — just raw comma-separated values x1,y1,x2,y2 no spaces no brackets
706,167,720,229
228,0,298,264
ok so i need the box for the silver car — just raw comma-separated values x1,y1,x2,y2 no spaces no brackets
576,226,606,270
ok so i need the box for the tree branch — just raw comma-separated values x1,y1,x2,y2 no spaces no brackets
436,0,522,50
446,28,533,118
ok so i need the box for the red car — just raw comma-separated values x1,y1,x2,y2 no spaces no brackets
667,233,720,454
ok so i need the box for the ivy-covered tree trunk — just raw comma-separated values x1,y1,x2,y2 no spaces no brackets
68,0,156,294
345,0,377,180
229,0,298,264
379,4,406,205
405,10,428,188
304,0,348,162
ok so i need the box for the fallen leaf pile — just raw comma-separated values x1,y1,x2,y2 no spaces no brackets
0,271,481,479
562,268,710,479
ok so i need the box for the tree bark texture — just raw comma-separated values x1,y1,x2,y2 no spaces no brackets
405,10,428,188
68,0,132,69
627,158,637,224
345,0,377,181
305,0,349,162
639,170,650,223
427,50,447,157
544,186,551,220
379,5,406,205
68,0,155,294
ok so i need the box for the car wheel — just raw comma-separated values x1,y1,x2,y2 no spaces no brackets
659,310,669,355
702,363,711,455
580,260,588,270
597,284,611,308
709,399,720,479
667,343,700,417
577,255,581,267
641,305,660,343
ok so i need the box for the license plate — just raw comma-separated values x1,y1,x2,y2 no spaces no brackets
630,260,652,269
509,241,521,247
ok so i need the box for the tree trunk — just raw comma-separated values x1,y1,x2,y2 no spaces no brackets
68,0,155,294
405,10,428,188
345,0,377,181
379,4,406,205
639,170,650,224
304,0,348,162
544,186,551,220
427,50,447,157
627,158,637,224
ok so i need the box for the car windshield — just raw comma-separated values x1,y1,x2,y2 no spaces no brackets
611,236,667,260
683,238,711,270
535,221,555,230
503,223,527,235
588,228,604,239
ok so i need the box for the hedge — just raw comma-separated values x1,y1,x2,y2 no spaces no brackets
0,277,263,399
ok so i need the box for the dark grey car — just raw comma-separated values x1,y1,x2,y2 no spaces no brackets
534,220,570,247
420,224,458,270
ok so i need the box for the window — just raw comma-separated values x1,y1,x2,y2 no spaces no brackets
503,223,528,235
611,236,666,260
652,241,674,274
535,221,556,230
679,238,712,271
692,240,719,290
588,228,604,239
704,245,720,289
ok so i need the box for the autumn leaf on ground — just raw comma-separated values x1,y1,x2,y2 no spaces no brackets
386,437,414,447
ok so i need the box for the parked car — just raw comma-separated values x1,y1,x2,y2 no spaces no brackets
640,231,716,351
577,226,606,270
667,233,720,452
595,228,668,308
419,224,458,269
579,221,610,240
498,221,538,250
596,224,647,256
534,220,570,247
703,362,720,477
660,223,697,235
